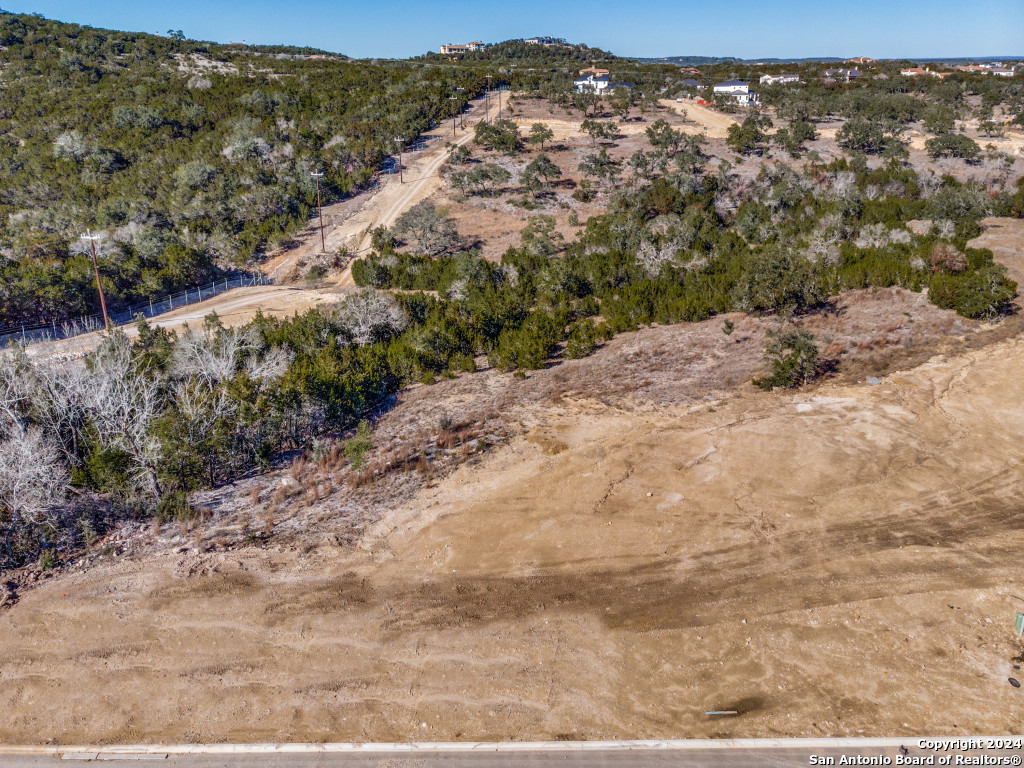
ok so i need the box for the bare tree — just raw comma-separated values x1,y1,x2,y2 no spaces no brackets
334,289,408,346
28,358,88,464
245,346,292,383
82,333,164,498
170,326,291,443
171,326,257,385
636,241,680,277
0,427,68,527
0,347,32,433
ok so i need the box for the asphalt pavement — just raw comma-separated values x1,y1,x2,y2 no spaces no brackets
1,740,1022,768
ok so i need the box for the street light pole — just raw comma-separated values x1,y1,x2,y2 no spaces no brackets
81,230,110,330
310,169,326,253
393,136,405,183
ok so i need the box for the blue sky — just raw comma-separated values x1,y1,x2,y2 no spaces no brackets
3,0,1022,60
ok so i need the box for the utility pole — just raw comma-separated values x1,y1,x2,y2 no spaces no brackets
393,136,405,183
310,169,326,253
448,96,459,135
498,85,502,120
81,230,110,330
485,74,492,123
456,87,466,128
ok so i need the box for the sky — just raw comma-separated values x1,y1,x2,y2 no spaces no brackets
2,0,1022,60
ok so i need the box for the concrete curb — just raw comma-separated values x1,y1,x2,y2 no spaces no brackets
1,737,1018,755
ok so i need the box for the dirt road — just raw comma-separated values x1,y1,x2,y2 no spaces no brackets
322,102,485,288
659,99,738,138
4,316,1024,742
23,285,339,359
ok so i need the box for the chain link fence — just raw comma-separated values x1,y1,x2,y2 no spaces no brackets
0,273,273,349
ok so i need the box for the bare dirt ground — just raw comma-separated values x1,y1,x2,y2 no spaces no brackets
659,98,738,139
431,98,694,262
3,268,1023,742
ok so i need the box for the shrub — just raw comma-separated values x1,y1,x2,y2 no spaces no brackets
929,266,1017,319
343,420,373,470
753,327,820,390
563,318,606,359
489,313,561,371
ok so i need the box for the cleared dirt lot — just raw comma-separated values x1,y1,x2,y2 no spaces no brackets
3,294,1024,743
659,98,738,138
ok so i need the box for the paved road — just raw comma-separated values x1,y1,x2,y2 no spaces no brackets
1,741,1021,768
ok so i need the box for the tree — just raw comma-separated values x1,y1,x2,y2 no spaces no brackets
445,142,471,165
578,148,621,188
726,114,770,155
581,119,616,145
520,215,565,256
609,86,633,120
925,133,981,162
335,289,408,346
452,163,511,196
0,427,68,527
773,120,817,157
836,117,903,155
521,153,562,196
393,201,461,255
737,247,823,313
489,312,561,371
473,119,522,154
629,150,656,181
753,327,820,390
82,333,165,499
923,105,955,135
645,119,684,155
572,91,600,117
929,265,1017,319
529,122,554,150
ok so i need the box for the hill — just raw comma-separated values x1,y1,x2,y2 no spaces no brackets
0,12,471,327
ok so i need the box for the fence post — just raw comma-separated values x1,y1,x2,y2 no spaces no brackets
21,325,25,343
169,294,173,310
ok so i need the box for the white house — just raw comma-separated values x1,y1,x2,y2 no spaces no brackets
574,73,611,93
439,41,484,55
826,68,862,81
759,73,800,85
990,67,1015,77
713,80,759,105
